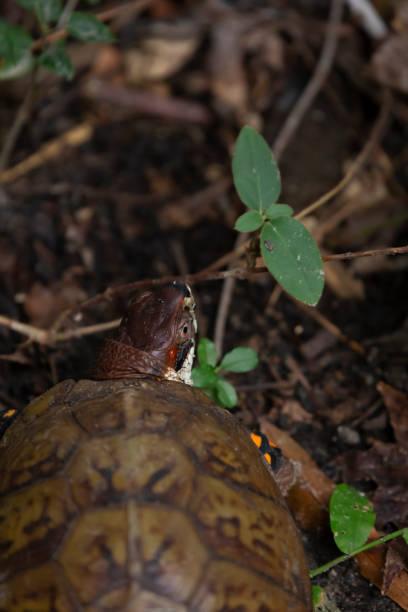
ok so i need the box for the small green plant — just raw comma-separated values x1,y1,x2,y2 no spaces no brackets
232,126,324,306
191,338,258,409
311,483,408,607
0,0,114,81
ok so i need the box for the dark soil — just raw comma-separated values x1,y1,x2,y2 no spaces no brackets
1,1,408,610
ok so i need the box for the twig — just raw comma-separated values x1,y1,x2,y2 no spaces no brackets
0,122,94,184
0,314,120,346
214,232,247,355
0,315,49,344
296,87,392,220
255,244,408,268
322,244,408,261
0,70,38,174
346,0,387,39
273,0,344,161
57,0,80,29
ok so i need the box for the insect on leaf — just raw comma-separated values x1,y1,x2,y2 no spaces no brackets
260,218,324,306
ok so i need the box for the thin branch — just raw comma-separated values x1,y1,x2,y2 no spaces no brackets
0,122,94,184
0,315,49,344
214,233,247,355
322,244,408,261
0,70,38,174
273,0,344,161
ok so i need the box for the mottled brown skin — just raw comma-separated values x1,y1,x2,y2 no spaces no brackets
0,284,312,612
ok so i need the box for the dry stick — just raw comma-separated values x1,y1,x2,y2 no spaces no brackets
322,244,408,261
273,0,344,161
212,0,343,354
213,233,247,356
0,71,37,174
0,123,94,184
0,314,120,346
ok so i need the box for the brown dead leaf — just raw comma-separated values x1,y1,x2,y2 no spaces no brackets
260,420,334,531
24,281,86,329
125,33,201,84
383,539,408,596
281,399,313,425
338,441,408,526
371,33,408,93
356,531,408,611
377,381,408,447
259,423,408,609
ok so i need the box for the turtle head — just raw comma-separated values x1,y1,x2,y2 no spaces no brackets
94,282,197,383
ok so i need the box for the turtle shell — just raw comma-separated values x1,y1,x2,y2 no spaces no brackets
0,377,312,611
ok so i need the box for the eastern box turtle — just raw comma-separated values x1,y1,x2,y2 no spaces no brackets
0,282,312,611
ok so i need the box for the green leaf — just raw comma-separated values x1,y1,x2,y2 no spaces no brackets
234,210,264,232
403,528,408,546
265,203,293,219
218,347,258,373
260,218,324,306
191,364,218,389
0,18,34,80
330,484,376,554
312,586,324,606
197,338,218,367
15,0,62,25
232,126,281,212
67,12,115,42
38,41,74,79
215,378,237,408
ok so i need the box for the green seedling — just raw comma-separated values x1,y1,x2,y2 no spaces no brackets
311,483,408,607
191,337,258,409
0,0,114,81
232,126,324,306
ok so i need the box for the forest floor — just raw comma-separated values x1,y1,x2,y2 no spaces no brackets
1,1,408,610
